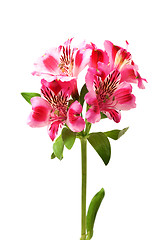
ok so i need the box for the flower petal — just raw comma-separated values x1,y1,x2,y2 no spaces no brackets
85,92,101,123
85,68,97,92
104,40,121,69
67,101,85,132
89,48,109,68
27,97,51,127
33,48,60,77
73,46,92,77
48,121,60,141
103,109,121,123
114,82,136,110
120,65,147,89
41,77,77,98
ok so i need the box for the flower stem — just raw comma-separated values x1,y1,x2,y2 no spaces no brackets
80,137,87,240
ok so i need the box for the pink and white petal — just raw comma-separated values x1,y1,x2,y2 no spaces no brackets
103,109,121,123
114,82,136,110
67,101,85,132
48,121,60,141
33,48,60,77
104,40,121,69
73,48,92,77
27,97,51,128
114,48,132,70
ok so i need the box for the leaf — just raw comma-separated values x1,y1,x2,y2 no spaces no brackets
62,128,76,150
53,135,64,160
87,188,105,239
51,152,56,159
104,127,129,140
21,92,41,104
88,132,111,165
80,84,88,107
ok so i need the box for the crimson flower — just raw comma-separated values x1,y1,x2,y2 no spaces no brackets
27,78,85,141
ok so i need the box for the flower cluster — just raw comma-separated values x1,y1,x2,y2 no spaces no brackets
26,38,146,141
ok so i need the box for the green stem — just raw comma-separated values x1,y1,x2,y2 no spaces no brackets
80,138,87,240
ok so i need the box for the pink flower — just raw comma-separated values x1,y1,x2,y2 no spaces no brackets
104,40,147,89
27,78,85,141
32,39,92,99
32,38,92,79
85,67,136,123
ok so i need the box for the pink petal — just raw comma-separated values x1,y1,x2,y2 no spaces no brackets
114,48,132,69
27,97,51,127
97,62,112,81
136,72,147,89
103,109,121,123
85,68,97,92
89,48,109,68
120,65,147,89
67,101,85,132
41,77,77,98
33,48,60,77
85,92,101,123
48,121,60,141
104,40,121,69
73,47,92,77
43,55,58,72
114,82,136,110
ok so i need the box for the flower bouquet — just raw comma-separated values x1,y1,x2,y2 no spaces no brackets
21,38,146,239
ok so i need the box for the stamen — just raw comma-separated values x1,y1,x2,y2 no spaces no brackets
41,87,68,115
95,70,120,105
59,45,74,75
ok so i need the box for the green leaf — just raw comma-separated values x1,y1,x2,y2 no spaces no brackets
88,132,111,165
87,188,105,239
104,127,129,140
21,92,41,104
80,84,88,107
51,152,56,159
53,135,64,160
62,128,76,150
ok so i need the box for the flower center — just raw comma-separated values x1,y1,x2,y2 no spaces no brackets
41,86,68,121
95,70,120,105
59,45,74,76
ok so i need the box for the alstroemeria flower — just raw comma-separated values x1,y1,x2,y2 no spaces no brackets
85,67,136,123
32,39,92,99
27,78,85,141
32,38,92,79
89,41,146,89
104,40,147,89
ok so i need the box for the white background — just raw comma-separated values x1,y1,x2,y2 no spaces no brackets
0,0,168,239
